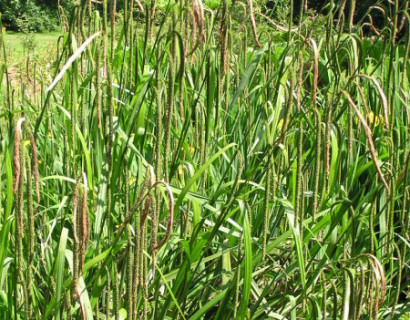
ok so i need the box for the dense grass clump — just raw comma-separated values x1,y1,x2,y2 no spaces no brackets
0,0,409,319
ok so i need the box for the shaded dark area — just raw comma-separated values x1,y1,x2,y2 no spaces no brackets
0,0,75,32
0,0,134,32
266,0,408,40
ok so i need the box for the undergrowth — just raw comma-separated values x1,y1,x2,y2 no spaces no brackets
0,0,409,319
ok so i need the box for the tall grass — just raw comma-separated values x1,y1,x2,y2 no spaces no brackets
0,0,409,319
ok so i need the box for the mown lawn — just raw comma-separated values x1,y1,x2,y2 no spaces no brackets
3,31,60,65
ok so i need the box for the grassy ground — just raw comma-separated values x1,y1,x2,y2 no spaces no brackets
3,31,60,65
1,32,60,93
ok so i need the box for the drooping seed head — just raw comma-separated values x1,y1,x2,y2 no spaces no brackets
13,118,26,195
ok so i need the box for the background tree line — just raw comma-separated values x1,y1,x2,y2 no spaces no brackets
0,0,75,32
0,0,132,32
0,0,407,33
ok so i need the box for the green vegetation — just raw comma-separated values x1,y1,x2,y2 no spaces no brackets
0,0,73,32
0,0,409,319
3,31,60,63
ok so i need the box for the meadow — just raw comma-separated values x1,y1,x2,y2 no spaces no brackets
0,0,409,319
4,32,60,61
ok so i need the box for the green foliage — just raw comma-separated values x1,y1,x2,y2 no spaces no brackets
0,0,72,32
264,0,291,23
16,2,58,32
0,1,409,319
0,0,24,30
20,32,37,53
